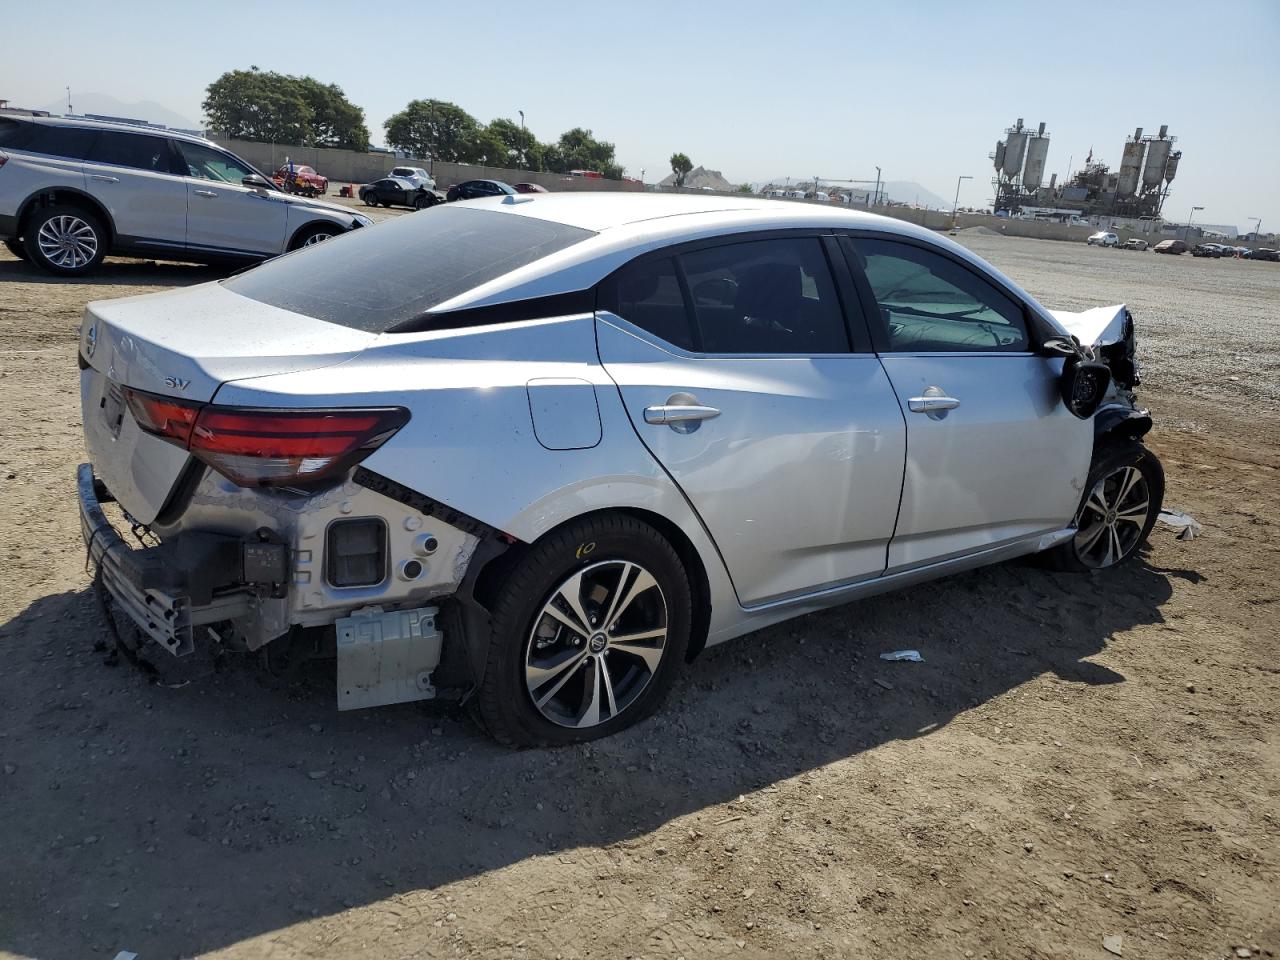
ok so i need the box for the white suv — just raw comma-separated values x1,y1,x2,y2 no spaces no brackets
0,113,371,276
1087,231,1120,247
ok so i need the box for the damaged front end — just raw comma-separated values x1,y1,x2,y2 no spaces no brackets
1050,303,1152,442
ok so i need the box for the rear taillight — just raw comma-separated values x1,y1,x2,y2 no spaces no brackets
125,389,408,488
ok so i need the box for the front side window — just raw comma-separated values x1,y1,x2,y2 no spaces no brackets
850,237,1029,352
680,237,849,354
88,131,175,173
177,141,256,184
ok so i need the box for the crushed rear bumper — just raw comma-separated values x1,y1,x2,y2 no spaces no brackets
77,463,282,656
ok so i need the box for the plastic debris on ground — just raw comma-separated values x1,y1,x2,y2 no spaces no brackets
1157,508,1203,541
879,650,923,662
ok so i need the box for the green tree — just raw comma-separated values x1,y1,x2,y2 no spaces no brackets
384,99,483,162
203,67,369,149
737,183,754,193
546,128,623,180
669,152,693,187
485,117,542,170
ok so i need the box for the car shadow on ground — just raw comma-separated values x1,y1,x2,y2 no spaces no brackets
0,257,227,287
0,555,1174,958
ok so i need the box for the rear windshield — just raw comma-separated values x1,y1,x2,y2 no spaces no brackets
223,206,596,332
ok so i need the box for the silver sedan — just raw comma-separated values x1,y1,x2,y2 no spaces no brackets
76,194,1163,745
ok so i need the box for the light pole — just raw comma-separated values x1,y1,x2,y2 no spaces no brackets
518,110,525,167
951,175,972,230
1182,205,1204,241
1250,216,1262,241
873,166,881,207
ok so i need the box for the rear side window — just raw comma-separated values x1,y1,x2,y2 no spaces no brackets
223,206,596,332
680,238,849,353
88,131,176,173
0,118,33,149
23,124,99,160
850,238,1029,352
600,257,696,351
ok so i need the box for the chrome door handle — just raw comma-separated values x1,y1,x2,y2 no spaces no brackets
193,189,218,198
644,404,721,425
90,175,119,183
907,396,960,413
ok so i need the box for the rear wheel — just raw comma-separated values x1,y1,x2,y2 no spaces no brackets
363,193,379,207
477,515,692,746
3,238,27,261
1042,440,1164,571
23,206,108,276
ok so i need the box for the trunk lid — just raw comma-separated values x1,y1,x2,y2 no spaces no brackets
80,281,378,524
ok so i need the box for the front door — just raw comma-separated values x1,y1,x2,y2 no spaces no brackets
84,130,187,250
843,235,1092,571
597,235,906,606
174,141,288,257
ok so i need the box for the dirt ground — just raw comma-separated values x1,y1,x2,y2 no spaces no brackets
0,230,1277,960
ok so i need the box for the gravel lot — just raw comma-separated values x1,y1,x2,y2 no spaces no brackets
0,225,1276,960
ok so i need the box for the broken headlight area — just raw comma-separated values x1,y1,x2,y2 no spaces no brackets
1095,308,1140,390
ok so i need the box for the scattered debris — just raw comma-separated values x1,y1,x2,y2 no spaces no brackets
880,649,923,662
1235,949,1252,959
112,952,138,960
714,815,744,826
307,770,329,780
873,678,895,691
1158,508,1202,540
1102,933,1124,955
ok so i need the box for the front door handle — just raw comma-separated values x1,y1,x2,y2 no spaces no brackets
193,189,218,198
908,389,961,420
90,175,119,183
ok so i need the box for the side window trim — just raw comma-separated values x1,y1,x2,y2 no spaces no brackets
838,231,1039,355
598,228,874,357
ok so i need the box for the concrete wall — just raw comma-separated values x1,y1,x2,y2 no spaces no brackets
209,136,640,193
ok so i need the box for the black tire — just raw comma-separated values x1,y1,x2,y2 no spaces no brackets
22,205,108,276
413,194,429,210
380,201,391,208
477,514,692,747
288,224,341,251
363,194,379,207
3,238,27,261
1041,440,1164,572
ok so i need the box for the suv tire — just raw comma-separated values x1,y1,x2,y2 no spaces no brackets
23,206,108,276
477,514,692,747
4,238,28,262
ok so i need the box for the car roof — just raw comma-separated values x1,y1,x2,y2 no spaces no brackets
23,113,216,148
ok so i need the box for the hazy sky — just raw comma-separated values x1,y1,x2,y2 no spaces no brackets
4,0,1277,230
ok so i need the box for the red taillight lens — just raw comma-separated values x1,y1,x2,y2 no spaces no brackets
125,389,200,445
125,388,408,488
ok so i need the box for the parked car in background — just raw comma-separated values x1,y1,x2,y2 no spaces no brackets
0,114,369,275
1087,232,1119,247
1119,238,1148,251
446,179,517,202
272,164,328,196
359,177,443,210
387,166,435,190
514,182,549,194
1247,248,1279,262
76,195,1159,746
1154,239,1188,255
1192,243,1223,258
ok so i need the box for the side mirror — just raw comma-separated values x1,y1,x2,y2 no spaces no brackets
242,174,271,191
1060,356,1112,419
1041,335,1081,357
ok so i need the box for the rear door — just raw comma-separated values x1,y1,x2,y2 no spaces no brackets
174,140,288,257
597,233,906,607
84,130,187,249
842,234,1092,571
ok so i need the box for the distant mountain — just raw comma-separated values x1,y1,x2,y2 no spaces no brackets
39,92,199,130
752,177,950,209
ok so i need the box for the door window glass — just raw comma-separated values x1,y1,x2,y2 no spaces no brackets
88,131,175,173
176,142,256,184
851,238,1029,352
679,238,848,354
599,257,695,351
25,124,98,160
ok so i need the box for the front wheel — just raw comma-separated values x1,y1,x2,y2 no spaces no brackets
1043,441,1164,571
3,238,28,261
477,515,692,746
363,194,379,207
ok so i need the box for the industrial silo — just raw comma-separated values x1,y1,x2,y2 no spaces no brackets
993,141,1006,173
1003,130,1027,178
1163,150,1181,183
1023,135,1050,191
1143,138,1172,190
1118,129,1146,198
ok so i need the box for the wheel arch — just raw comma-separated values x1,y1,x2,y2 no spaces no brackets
1094,404,1152,445
16,187,115,243
287,218,348,250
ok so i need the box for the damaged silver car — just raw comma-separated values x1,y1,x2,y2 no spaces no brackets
77,195,1163,745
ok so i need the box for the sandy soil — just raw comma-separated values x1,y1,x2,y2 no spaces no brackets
0,234,1277,960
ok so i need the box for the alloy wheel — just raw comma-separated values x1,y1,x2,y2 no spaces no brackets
525,560,668,729
301,231,335,246
37,214,99,269
1073,464,1152,568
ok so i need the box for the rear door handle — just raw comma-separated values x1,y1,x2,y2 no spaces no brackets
644,397,721,434
90,175,119,183
193,189,218,198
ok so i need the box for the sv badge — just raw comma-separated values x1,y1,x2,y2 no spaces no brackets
164,376,192,391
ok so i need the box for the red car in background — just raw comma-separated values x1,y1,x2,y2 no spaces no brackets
272,164,328,197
